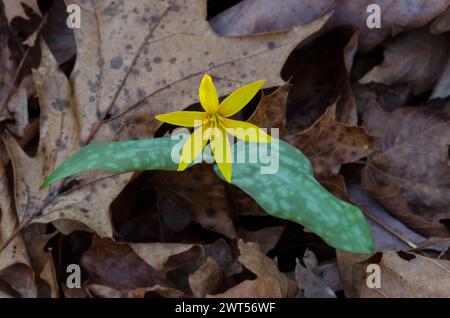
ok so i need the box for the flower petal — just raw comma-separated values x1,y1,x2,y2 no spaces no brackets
199,74,219,113
210,127,232,182
219,80,265,117
178,124,211,171
221,117,272,143
155,111,207,127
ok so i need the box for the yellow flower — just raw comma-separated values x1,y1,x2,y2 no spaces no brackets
155,74,271,182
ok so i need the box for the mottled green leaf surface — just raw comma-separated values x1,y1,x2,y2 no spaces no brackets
41,137,182,188
43,135,373,254
214,140,374,254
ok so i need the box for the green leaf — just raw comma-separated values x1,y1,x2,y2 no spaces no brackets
214,140,374,254
41,136,183,188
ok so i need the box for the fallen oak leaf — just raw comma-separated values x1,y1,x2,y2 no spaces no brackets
3,41,129,239
286,103,374,177
248,84,289,138
362,101,450,236
68,0,330,143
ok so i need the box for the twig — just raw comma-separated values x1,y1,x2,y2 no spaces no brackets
0,215,33,254
362,210,418,249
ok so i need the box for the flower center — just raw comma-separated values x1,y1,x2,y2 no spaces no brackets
207,113,223,127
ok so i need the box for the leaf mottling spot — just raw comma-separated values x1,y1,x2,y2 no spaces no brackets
170,57,177,64
170,4,181,12
153,56,162,63
88,81,97,93
51,99,70,111
111,56,124,69
104,3,121,16
267,41,276,50
137,88,146,99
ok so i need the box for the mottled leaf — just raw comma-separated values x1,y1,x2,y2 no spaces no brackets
42,137,181,188
214,140,374,254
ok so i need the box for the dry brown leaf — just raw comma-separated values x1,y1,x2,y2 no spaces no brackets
130,242,203,273
366,186,450,238
210,0,450,52
189,257,223,298
295,250,337,298
21,224,59,298
0,149,37,298
3,0,42,24
353,82,412,113
287,104,374,177
362,101,450,234
81,236,206,296
68,0,329,143
237,226,284,254
3,41,129,238
359,28,450,97
337,250,450,297
208,240,291,298
81,237,160,289
248,84,289,137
